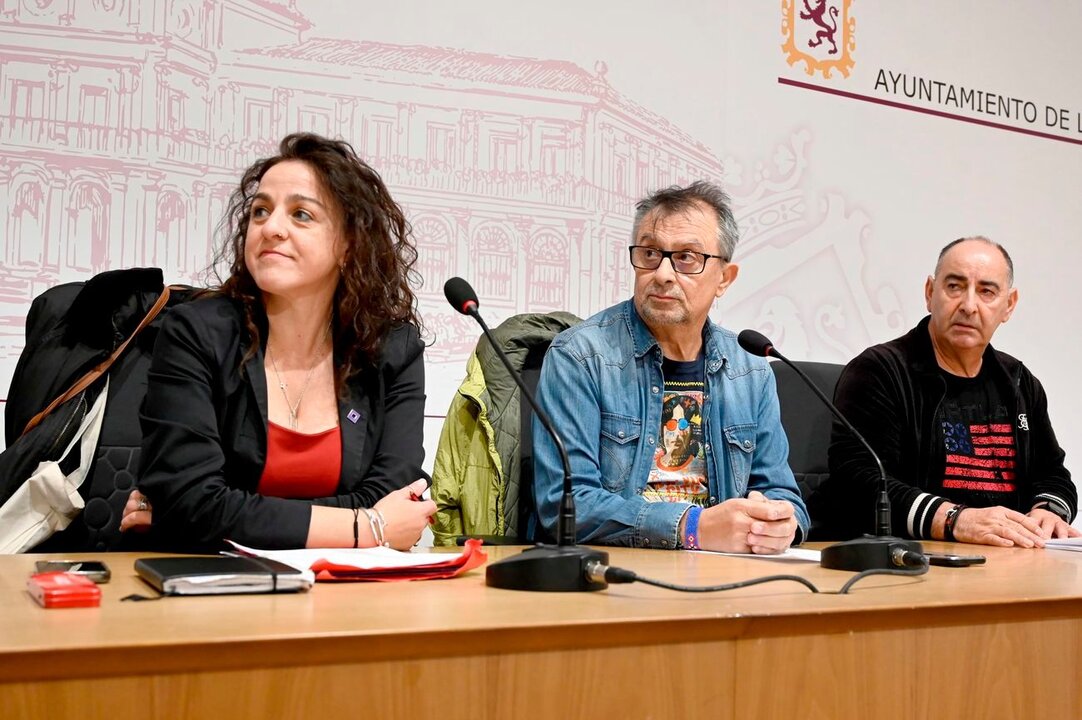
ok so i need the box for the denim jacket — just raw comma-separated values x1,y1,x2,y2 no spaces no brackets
532,300,809,548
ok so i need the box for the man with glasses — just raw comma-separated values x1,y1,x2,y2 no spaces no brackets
532,182,809,552
818,237,1078,546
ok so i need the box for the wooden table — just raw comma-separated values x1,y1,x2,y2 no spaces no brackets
1,542,1080,719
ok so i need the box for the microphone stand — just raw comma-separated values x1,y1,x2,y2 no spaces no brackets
746,335,923,572
460,305,609,592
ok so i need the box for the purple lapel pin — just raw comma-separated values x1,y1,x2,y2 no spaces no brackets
347,409,360,424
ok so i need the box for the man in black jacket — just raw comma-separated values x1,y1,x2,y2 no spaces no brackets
817,237,1079,546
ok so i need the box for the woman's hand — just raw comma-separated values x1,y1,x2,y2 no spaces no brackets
373,478,436,550
120,489,153,532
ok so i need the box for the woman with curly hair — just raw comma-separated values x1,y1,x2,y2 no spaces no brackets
124,133,435,551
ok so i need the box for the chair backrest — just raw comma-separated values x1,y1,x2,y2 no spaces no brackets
770,360,843,539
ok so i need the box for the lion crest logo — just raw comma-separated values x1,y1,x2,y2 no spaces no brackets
782,0,856,79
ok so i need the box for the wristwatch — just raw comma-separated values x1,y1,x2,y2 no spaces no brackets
1033,499,1071,523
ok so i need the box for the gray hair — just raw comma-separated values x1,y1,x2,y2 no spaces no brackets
632,181,740,261
935,236,1014,287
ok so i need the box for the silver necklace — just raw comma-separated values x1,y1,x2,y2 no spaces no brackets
267,327,330,430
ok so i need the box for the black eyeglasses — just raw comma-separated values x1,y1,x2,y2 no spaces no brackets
628,245,727,275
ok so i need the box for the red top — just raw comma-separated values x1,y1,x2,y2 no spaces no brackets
258,421,342,499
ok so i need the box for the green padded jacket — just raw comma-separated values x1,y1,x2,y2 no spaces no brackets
431,312,580,545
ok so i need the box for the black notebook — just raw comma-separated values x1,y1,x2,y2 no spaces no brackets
134,556,313,595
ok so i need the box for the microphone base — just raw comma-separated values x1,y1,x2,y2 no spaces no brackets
820,535,924,572
485,544,609,592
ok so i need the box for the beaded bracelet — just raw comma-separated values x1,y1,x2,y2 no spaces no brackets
682,506,702,550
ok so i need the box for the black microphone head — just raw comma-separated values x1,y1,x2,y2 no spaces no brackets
444,277,479,315
737,329,775,358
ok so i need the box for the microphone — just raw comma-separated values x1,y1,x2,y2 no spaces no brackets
737,329,924,572
444,277,608,591
443,276,478,315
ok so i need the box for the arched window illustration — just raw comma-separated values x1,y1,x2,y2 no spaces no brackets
412,216,454,295
472,224,514,304
526,231,568,310
68,182,109,272
9,180,45,268
154,191,187,272
607,230,628,304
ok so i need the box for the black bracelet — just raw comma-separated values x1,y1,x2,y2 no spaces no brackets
1034,500,1070,523
352,507,361,548
943,504,967,542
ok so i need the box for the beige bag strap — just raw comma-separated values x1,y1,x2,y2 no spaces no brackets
20,285,180,438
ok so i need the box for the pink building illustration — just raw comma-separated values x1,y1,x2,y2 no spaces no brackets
0,0,726,367
1,0,899,429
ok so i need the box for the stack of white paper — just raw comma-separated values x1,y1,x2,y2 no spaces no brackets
1046,537,1082,553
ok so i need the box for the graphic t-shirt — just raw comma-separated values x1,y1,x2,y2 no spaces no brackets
643,354,709,507
935,366,1019,509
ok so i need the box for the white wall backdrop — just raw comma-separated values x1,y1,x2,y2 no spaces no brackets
2,1,1079,510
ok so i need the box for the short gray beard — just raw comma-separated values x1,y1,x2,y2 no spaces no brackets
638,298,690,327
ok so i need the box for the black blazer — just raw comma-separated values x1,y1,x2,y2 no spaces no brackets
137,295,426,551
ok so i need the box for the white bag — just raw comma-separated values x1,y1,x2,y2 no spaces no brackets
0,379,109,553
